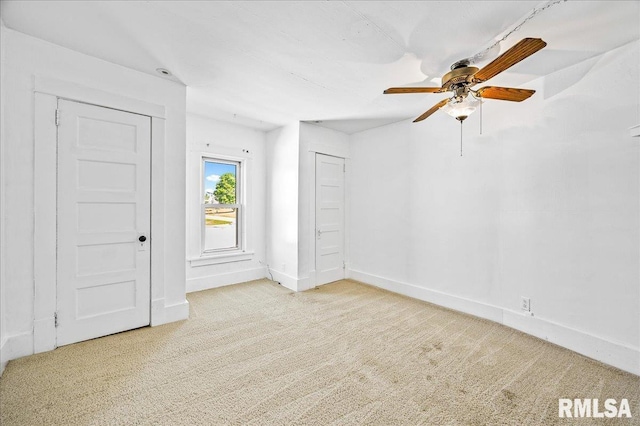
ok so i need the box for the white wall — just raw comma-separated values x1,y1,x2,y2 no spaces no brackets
263,122,350,291
0,19,7,375
298,123,350,290
0,27,187,366
348,41,640,375
186,113,267,292
266,123,300,290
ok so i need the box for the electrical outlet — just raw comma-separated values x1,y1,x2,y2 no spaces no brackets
521,297,531,312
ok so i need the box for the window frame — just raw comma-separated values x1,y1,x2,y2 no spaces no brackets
200,156,244,255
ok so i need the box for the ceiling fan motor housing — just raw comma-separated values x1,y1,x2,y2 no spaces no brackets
441,66,479,91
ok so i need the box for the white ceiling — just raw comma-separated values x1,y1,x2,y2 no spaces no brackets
1,1,638,133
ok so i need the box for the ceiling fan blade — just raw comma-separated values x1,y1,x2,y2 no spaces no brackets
476,86,535,102
384,87,444,94
413,99,449,122
473,38,547,83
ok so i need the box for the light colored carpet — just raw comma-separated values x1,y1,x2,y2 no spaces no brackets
1,279,638,425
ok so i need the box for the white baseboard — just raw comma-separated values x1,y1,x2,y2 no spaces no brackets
344,264,352,280
269,269,300,292
0,332,33,366
151,298,166,326
349,269,640,376
1,301,191,370
186,267,266,293
297,276,314,292
165,300,190,323
503,309,639,376
151,299,190,326
349,269,503,323
0,338,7,376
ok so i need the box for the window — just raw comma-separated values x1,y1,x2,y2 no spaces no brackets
202,157,242,253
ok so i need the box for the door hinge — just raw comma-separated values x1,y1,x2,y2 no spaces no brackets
343,163,346,173
54,312,58,327
343,261,346,270
55,109,60,126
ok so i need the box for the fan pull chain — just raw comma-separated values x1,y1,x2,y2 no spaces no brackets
460,120,463,157
479,101,483,135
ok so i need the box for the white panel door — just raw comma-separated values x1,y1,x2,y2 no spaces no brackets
56,99,151,346
315,154,345,285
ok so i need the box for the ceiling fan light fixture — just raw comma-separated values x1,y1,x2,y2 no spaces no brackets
441,95,482,121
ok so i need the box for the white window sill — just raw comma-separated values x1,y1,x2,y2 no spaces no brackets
189,251,254,267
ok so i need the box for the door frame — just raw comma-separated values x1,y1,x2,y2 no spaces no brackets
314,153,346,286
33,76,169,354
304,142,350,290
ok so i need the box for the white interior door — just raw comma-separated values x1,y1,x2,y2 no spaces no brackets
56,99,151,346
315,154,345,285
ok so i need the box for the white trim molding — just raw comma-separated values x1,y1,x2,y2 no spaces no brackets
349,269,503,322
349,269,640,376
33,92,58,353
269,269,300,292
0,338,8,376
189,252,255,267
1,332,33,369
34,75,165,119
502,309,639,376
307,141,350,159
34,317,56,354
297,271,317,292
186,267,266,293
151,299,190,326
31,77,187,360
164,301,190,324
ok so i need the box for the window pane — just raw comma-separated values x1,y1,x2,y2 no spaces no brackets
204,207,238,251
203,161,237,204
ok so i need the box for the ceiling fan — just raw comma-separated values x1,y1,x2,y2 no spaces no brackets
384,38,547,123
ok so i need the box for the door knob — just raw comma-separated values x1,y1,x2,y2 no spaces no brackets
139,235,147,242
